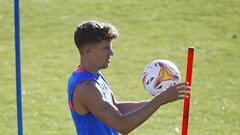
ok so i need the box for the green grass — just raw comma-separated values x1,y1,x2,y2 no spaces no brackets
1,0,240,134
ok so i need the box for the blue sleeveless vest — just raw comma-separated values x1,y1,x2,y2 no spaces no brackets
67,68,119,135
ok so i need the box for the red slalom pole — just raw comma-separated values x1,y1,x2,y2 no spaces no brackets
181,47,194,135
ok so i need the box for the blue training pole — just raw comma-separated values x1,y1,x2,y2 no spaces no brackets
14,0,23,135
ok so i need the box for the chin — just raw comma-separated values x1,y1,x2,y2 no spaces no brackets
99,64,109,69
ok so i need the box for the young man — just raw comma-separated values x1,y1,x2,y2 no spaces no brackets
67,20,190,135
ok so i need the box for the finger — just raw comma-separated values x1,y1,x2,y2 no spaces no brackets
185,86,191,91
178,95,189,99
177,86,186,91
178,90,191,96
177,86,191,91
178,91,186,95
176,82,187,87
185,91,190,95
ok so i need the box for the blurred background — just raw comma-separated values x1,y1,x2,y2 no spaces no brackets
0,0,239,135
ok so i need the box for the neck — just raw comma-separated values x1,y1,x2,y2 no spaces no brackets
79,58,99,75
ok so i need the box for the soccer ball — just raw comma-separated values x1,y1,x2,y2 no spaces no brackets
142,59,181,96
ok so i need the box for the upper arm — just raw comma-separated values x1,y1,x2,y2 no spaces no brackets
74,81,123,131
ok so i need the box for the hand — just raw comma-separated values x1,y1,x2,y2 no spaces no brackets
158,82,190,104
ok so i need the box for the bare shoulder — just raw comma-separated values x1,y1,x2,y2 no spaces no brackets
75,81,100,95
74,81,102,100
72,81,102,115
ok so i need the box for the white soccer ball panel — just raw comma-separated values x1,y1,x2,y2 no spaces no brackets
142,59,181,96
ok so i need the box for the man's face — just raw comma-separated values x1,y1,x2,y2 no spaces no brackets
88,40,113,69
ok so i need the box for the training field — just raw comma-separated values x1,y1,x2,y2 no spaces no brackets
0,0,239,135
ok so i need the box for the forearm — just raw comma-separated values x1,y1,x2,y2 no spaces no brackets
118,94,167,134
116,100,149,114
